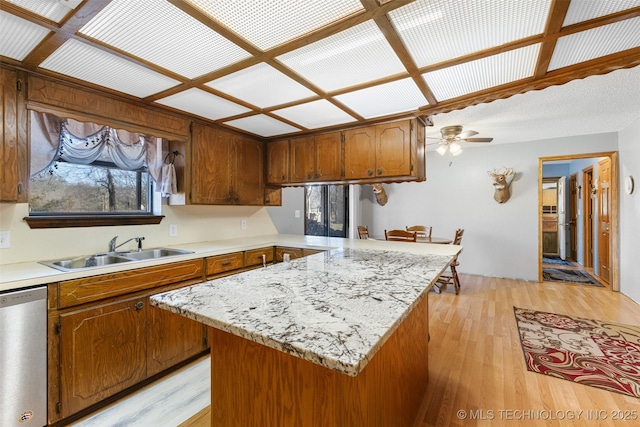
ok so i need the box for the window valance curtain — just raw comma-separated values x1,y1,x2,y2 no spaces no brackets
30,110,165,190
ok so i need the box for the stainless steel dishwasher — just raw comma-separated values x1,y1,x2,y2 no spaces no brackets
0,286,47,427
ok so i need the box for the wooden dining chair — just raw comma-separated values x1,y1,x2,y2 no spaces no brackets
384,229,417,242
357,225,370,239
406,225,432,238
434,228,464,294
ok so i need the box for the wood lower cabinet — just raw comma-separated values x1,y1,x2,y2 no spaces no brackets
59,296,147,418
147,298,207,377
48,260,207,423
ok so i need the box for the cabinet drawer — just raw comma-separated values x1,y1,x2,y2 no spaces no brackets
245,247,274,267
275,247,303,262
57,260,204,309
302,248,325,257
206,252,244,275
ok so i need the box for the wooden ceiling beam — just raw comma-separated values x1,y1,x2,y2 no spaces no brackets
534,0,571,78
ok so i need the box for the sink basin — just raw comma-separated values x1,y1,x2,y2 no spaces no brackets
42,254,133,271
121,248,193,260
40,248,194,271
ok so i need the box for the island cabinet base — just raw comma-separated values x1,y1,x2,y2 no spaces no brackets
208,294,429,427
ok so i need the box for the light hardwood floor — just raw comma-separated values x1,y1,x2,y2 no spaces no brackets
181,274,639,427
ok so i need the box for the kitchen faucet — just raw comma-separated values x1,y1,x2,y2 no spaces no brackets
109,236,145,252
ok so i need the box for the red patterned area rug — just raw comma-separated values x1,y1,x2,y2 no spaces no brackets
514,307,640,398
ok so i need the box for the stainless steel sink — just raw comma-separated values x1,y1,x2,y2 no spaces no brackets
39,248,194,271
120,248,193,260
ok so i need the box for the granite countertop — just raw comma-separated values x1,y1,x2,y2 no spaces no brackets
150,246,453,377
0,234,460,292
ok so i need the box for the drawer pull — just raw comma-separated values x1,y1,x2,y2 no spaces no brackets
221,262,232,267
135,301,144,311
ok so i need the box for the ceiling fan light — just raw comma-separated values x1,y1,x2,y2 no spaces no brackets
436,144,448,156
449,142,462,156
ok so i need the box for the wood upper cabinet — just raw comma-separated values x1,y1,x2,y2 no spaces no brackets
344,119,424,182
290,131,341,183
1,68,24,202
266,139,289,184
190,122,264,205
58,296,147,418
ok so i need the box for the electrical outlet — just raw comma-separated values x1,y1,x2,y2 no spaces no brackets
0,231,10,249
169,224,178,237
241,219,247,230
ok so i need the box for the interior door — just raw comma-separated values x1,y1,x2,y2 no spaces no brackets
569,174,578,260
598,158,611,284
557,176,567,260
541,179,559,256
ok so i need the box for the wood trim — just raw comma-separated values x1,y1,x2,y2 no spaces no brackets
24,215,164,229
27,75,190,138
538,151,619,291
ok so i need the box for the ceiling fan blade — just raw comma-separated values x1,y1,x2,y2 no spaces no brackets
464,137,493,143
458,130,478,139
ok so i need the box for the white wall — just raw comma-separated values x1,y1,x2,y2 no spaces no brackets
618,117,640,304
0,202,277,265
266,187,305,235
269,133,620,282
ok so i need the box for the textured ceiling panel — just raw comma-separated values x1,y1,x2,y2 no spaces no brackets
549,17,640,71
39,39,180,98
563,0,640,26
335,78,428,119
5,0,83,23
389,0,551,67
277,20,406,92
0,11,50,61
155,88,251,121
185,0,363,50
423,44,540,101
79,0,250,79
224,114,301,137
272,99,357,129
206,63,316,108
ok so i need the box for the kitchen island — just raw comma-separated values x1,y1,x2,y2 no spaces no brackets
150,246,455,426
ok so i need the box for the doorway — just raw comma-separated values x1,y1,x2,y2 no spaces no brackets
538,152,619,291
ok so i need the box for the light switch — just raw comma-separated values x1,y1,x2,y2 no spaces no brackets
0,231,10,248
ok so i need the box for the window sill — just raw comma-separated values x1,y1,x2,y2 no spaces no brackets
24,215,164,229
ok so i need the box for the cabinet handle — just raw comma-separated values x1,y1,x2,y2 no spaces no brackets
135,301,144,311
314,173,320,179
377,168,382,175
221,261,231,266
282,175,286,180
307,173,312,179
234,197,239,202
367,169,373,176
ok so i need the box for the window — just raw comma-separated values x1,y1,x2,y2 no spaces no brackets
304,185,348,237
25,111,168,228
29,161,151,214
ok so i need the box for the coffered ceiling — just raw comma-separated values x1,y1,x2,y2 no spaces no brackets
1,0,639,140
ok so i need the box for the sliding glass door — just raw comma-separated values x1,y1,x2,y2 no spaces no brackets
304,185,348,237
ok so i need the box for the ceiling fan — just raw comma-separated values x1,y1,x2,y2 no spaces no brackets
428,125,493,156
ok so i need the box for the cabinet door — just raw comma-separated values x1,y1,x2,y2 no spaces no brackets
266,139,289,184
190,123,233,204
59,297,147,417
343,126,376,179
375,120,412,177
315,131,342,181
264,186,282,206
290,136,315,183
1,68,19,201
147,299,207,377
234,135,264,205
